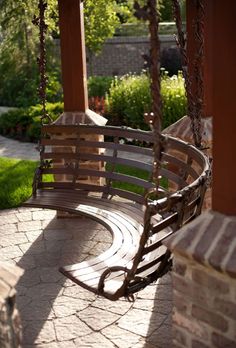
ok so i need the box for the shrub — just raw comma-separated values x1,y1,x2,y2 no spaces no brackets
0,65,62,108
161,47,182,76
106,71,186,129
106,74,151,128
0,102,63,142
88,76,113,97
89,96,106,115
161,70,186,128
0,72,186,142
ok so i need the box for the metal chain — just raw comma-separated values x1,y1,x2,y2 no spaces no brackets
172,0,204,148
193,0,204,147
32,0,52,125
134,0,164,188
126,0,166,286
148,0,163,189
172,0,194,140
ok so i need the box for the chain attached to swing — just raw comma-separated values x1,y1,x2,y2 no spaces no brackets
134,0,166,194
33,0,52,125
120,0,171,298
172,0,205,149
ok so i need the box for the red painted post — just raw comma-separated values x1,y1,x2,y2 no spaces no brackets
58,0,88,112
212,0,236,215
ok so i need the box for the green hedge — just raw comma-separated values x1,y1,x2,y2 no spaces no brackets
0,102,63,142
88,76,113,97
0,72,186,142
105,71,186,130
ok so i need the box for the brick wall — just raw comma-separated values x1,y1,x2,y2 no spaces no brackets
0,263,23,348
172,257,236,347
86,35,177,76
54,35,178,77
164,211,236,348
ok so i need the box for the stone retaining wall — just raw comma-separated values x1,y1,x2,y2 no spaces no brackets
86,35,178,76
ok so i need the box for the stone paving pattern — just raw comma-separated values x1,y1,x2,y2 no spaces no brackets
0,208,172,347
0,136,38,161
0,133,173,347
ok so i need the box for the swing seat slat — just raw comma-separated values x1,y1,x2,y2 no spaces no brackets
23,124,209,300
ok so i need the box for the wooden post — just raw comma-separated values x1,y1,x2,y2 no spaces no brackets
58,0,88,112
212,0,236,215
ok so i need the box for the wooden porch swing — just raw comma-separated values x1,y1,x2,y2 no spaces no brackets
23,0,210,301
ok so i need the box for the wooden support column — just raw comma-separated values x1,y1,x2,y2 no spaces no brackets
58,0,88,112
212,0,236,215
56,0,106,218
164,3,236,346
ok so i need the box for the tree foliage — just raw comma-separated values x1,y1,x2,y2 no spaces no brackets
84,0,119,54
0,0,59,106
0,0,184,106
114,0,136,23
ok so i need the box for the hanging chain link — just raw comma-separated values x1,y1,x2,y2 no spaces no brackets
32,0,52,125
193,0,204,147
172,0,204,148
125,0,167,289
148,0,165,190
134,0,165,192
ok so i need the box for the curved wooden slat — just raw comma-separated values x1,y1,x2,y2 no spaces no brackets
23,124,210,300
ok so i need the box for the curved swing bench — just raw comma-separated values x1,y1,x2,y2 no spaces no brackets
23,124,210,300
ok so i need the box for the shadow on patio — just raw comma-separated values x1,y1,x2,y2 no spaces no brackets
15,209,110,346
1,207,173,347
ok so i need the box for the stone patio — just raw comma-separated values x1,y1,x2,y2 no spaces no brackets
0,207,173,347
0,134,173,347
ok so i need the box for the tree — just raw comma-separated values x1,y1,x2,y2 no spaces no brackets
83,0,119,55
114,0,136,24
0,0,58,106
0,0,121,104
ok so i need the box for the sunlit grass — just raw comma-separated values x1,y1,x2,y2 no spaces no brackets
0,157,38,209
106,163,150,195
0,158,52,209
0,158,166,209
106,163,167,195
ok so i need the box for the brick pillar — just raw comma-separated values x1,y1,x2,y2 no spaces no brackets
164,211,236,347
53,110,107,188
163,2,236,347
55,0,107,217
0,263,23,348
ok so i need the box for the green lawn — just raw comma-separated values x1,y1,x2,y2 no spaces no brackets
0,158,166,210
0,157,37,210
106,163,150,195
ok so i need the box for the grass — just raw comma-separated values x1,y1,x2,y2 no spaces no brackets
106,163,150,195
106,163,168,195
0,158,167,210
0,157,38,210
